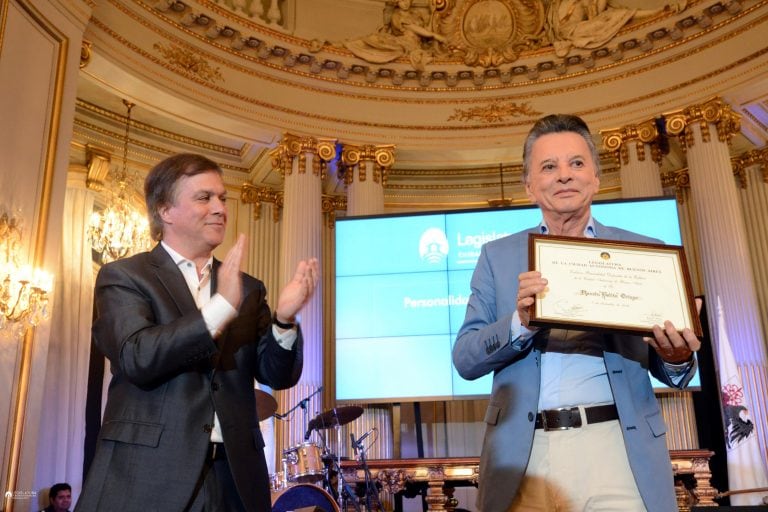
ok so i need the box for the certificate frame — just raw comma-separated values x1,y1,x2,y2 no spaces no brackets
528,234,702,337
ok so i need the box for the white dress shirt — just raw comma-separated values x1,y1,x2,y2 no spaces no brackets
507,220,691,411
161,242,296,442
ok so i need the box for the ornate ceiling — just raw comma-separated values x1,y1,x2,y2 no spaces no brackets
73,0,768,209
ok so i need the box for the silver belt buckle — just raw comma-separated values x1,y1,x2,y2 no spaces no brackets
541,407,578,432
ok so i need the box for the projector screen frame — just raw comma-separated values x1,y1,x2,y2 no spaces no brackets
334,196,701,403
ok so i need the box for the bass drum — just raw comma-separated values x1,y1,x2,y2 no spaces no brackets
271,484,339,512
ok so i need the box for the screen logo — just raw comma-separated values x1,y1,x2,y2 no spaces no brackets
419,227,449,264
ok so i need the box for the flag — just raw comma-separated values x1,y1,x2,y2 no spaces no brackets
715,297,768,505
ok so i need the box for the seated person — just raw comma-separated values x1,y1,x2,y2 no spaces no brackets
40,483,72,512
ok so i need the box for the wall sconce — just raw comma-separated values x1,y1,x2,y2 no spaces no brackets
0,210,52,338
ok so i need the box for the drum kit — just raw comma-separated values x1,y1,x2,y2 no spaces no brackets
258,388,379,512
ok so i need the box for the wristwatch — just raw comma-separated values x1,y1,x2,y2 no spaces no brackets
272,313,295,330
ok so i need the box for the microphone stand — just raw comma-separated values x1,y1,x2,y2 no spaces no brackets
273,386,323,443
324,443,361,512
351,432,381,511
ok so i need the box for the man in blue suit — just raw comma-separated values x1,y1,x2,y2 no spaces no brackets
452,114,701,512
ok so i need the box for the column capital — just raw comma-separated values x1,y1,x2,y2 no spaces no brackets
664,97,741,150
322,194,347,229
241,183,282,222
339,143,396,185
734,147,768,185
600,119,663,165
270,132,338,178
731,157,748,189
660,168,689,204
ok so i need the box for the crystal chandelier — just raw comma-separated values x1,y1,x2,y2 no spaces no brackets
0,210,52,338
88,100,150,263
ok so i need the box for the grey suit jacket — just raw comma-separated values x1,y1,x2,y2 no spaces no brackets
452,221,696,512
76,244,303,512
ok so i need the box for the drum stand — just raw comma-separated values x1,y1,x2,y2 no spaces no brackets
273,387,324,491
316,426,361,512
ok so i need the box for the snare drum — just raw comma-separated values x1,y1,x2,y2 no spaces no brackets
269,471,287,492
284,442,324,483
271,483,339,512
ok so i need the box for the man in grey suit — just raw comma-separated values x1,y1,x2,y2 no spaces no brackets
77,153,319,512
452,115,701,512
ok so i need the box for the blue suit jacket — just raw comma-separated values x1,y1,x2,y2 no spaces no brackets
452,221,696,512
77,244,303,512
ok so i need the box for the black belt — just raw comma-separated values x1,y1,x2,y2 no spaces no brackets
208,442,227,461
534,404,618,431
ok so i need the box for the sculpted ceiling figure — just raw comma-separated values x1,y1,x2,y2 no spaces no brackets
547,0,688,57
343,0,448,71
340,0,688,69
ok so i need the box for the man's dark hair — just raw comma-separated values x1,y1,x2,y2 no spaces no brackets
521,114,601,183
144,153,223,241
49,483,71,500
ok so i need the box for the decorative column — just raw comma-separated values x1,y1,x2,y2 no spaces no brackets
659,170,706,293
666,98,768,461
601,119,664,197
336,144,396,461
733,148,768,465
341,144,395,215
270,133,337,450
602,119,699,451
733,148,768,342
240,184,282,474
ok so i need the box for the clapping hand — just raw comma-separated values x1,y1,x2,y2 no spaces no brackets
274,258,320,326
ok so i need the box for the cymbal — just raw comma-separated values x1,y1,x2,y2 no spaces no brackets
308,406,363,430
255,389,278,422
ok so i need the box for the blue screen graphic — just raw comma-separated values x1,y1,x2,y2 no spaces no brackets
335,197,698,402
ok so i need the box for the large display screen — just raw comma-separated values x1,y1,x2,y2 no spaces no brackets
335,196,699,403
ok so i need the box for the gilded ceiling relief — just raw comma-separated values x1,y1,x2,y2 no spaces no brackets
341,0,687,70
145,0,751,88
153,42,225,83
199,0,285,28
81,40,93,69
443,0,546,67
447,100,543,123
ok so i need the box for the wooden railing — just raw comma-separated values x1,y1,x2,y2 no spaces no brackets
340,450,717,511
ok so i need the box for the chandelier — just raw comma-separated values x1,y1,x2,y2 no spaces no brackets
88,100,150,263
0,210,52,338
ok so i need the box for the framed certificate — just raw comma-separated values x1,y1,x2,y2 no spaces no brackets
528,234,702,336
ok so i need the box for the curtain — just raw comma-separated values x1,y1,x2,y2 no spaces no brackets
32,174,95,504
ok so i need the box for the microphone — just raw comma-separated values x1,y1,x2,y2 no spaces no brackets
350,428,375,455
304,424,314,441
356,428,374,447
